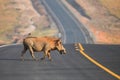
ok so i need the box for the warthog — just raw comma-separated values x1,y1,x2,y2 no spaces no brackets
21,36,66,61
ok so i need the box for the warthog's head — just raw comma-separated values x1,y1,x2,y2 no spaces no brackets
55,39,66,54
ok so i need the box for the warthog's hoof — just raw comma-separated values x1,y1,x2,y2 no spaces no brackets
41,58,45,60
48,58,52,61
21,57,24,61
33,58,39,61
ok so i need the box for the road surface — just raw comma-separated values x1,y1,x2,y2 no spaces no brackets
0,44,119,80
42,0,92,44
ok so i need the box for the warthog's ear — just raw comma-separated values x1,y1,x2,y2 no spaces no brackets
54,39,61,45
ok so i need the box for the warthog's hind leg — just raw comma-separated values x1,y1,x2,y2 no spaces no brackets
21,47,27,61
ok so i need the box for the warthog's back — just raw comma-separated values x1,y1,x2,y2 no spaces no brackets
23,36,59,51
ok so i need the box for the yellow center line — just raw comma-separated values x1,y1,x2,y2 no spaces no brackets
77,43,120,80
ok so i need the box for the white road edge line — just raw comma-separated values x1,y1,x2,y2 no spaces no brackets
0,43,21,48
42,0,66,44
58,0,88,43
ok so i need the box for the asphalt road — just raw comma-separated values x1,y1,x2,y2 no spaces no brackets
43,0,90,44
0,44,119,80
82,44,120,75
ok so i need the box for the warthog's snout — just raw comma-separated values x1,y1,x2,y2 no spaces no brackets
60,48,66,55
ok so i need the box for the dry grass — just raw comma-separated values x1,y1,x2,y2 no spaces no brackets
74,0,120,44
99,0,120,18
32,28,58,37
0,0,20,42
60,0,120,44
0,0,58,45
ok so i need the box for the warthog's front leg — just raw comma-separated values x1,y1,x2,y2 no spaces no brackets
47,52,52,61
41,51,47,60
29,46,38,61
41,50,52,61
